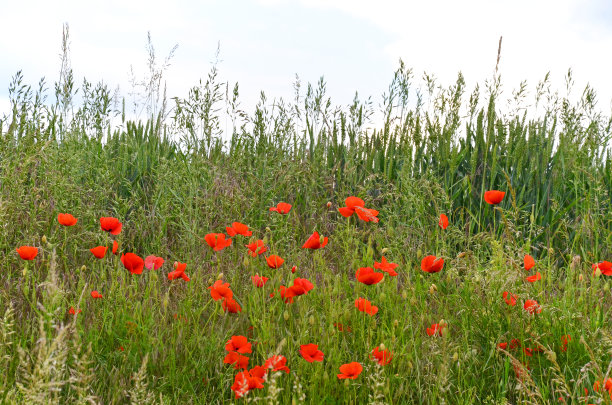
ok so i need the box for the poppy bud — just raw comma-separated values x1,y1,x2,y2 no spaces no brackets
243,256,249,267
323,371,329,381
407,361,413,370
326,201,332,208
605,282,610,292
283,310,290,321
309,315,315,325
393,319,399,327
263,236,269,245
381,248,389,254
41,235,47,245
265,227,271,233
81,265,86,272
439,319,447,328
452,352,459,361
429,284,437,294
594,268,602,278
416,249,422,259
379,292,386,300
578,274,584,282
22,267,27,277
401,290,408,299
379,343,386,350
217,273,224,280
207,277,213,285
291,265,297,273
548,248,554,255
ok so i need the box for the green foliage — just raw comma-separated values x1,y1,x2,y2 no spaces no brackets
0,60,611,404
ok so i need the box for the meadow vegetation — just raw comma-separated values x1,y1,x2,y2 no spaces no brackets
0,30,611,404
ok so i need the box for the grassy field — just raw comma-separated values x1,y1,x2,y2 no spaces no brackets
0,56,611,404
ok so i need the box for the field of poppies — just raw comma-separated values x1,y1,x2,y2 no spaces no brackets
1,63,611,404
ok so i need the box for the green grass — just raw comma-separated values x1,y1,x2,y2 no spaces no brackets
0,56,611,404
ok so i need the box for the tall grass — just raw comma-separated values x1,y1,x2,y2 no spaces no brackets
0,31,611,403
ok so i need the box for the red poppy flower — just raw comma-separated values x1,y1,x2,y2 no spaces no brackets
371,346,393,366
100,217,122,235
333,323,352,333
338,196,365,218
57,213,78,226
337,362,363,379
524,299,542,314
561,334,571,352
231,367,266,399
264,355,290,373
277,285,295,304
300,344,324,362
16,246,38,260
269,202,292,214
593,378,612,393
302,231,328,250
68,307,82,315
224,352,249,369
374,256,398,276
291,265,297,273
438,214,449,229
509,339,521,350
355,298,378,316
112,240,119,255
289,278,314,296
526,272,541,283
209,280,233,301
120,253,144,275
426,323,446,337
226,222,252,237
338,196,379,222
524,255,535,271
90,246,108,259
354,206,380,223
222,297,242,313
144,255,164,270
225,335,252,353
245,240,267,257
355,267,384,285
204,233,232,251
266,254,284,269
168,261,190,281
91,290,103,299
251,274,269,287
484,190,505,205
498,342,508,350
421,255,444,273
502,291,518,306
592,261,612,276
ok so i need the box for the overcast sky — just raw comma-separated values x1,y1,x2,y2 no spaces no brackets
1,0,611,126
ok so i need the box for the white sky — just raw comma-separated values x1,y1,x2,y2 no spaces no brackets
1,0,611,127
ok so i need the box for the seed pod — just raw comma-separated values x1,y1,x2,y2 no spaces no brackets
41,235,47,244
